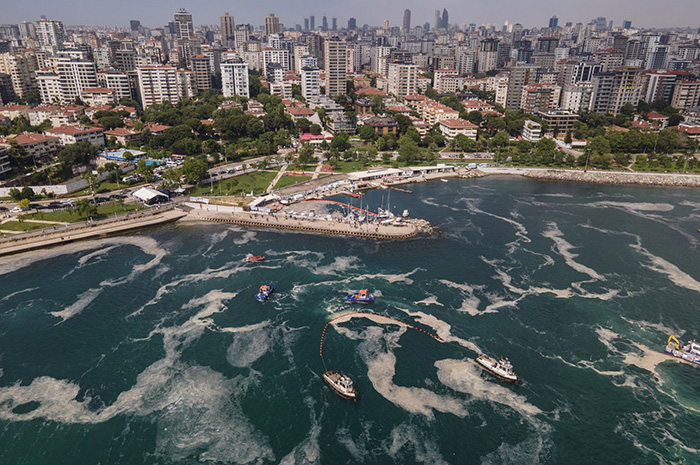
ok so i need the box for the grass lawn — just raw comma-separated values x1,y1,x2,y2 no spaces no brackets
19,203,143,223
0,221,48,232
187,171,278,196
274,175,312,189
70,181,138,196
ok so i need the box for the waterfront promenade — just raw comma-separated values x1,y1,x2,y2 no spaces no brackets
5,166,700,256
0,207,186,256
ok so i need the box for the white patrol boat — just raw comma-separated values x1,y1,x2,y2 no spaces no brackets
322,370,358,401
475,354,520,384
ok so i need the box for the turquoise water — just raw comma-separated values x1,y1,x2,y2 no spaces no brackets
1,177,700,464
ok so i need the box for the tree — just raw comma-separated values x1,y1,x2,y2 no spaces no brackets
454,134,477,152
359,124,375,140
309,124,322,135
564,130,573,145
75,198,98,218
330,132,350,152
179,156,209,184
467,111,483,126
58,141,99,166
8,188,21,201
20,186,35,200
484,113,506,132
534,138,557,165
588,136,611,156
397,135,421,164
296,118,311,134
297,144,315,165
136,160,155,181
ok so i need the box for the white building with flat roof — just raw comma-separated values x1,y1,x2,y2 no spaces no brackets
221,59,250,98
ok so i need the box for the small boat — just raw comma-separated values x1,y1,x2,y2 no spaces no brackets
345,289,375,303
441,179,448,183
475,354,520,384
665,335,700,366
322,370,358,401
247,255,265,262
255,284,275,301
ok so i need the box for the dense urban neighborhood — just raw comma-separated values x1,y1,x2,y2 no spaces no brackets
1,10,700,213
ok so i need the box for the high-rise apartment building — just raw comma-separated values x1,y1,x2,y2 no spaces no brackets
0,53,35,99
233,26,249,51
265,14,280,36
221,13,235,47
671,81,700,109
174,9,194,40
98,69,132,101
220,58,249,98
301,66,321,100
478,39,499,73
35,19,65,51
191,55,212,92
387,63,418,97
137,65,180,107
589,67,643,114
506,64,539,110
36,57,98,104
324,39,347,97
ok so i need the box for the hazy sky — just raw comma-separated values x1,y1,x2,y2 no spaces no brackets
6,0,699,29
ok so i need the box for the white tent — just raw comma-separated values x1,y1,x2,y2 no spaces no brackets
132,187,169,204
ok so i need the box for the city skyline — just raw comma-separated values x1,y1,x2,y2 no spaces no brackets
3,0,699,29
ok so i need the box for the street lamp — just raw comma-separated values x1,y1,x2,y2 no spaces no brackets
584,148,591,173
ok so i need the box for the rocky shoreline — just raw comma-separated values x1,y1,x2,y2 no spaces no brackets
478,166,700,188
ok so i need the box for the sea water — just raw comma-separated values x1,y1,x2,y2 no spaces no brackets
1,176,700,464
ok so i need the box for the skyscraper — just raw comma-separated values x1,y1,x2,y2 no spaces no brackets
324,38,347,97
403,9,411,32
434,10,441,30
622,20,632,29
332,18,337,31
304,18,310,31
442,9,449,29
221,13,235,47
310,15,315,31
549,16,558,29
264,14,280,36
130,20,141,32
348,18,356,30
322,16,328,31
174,9,194,40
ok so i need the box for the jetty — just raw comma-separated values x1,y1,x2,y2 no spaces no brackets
182,208,428,241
